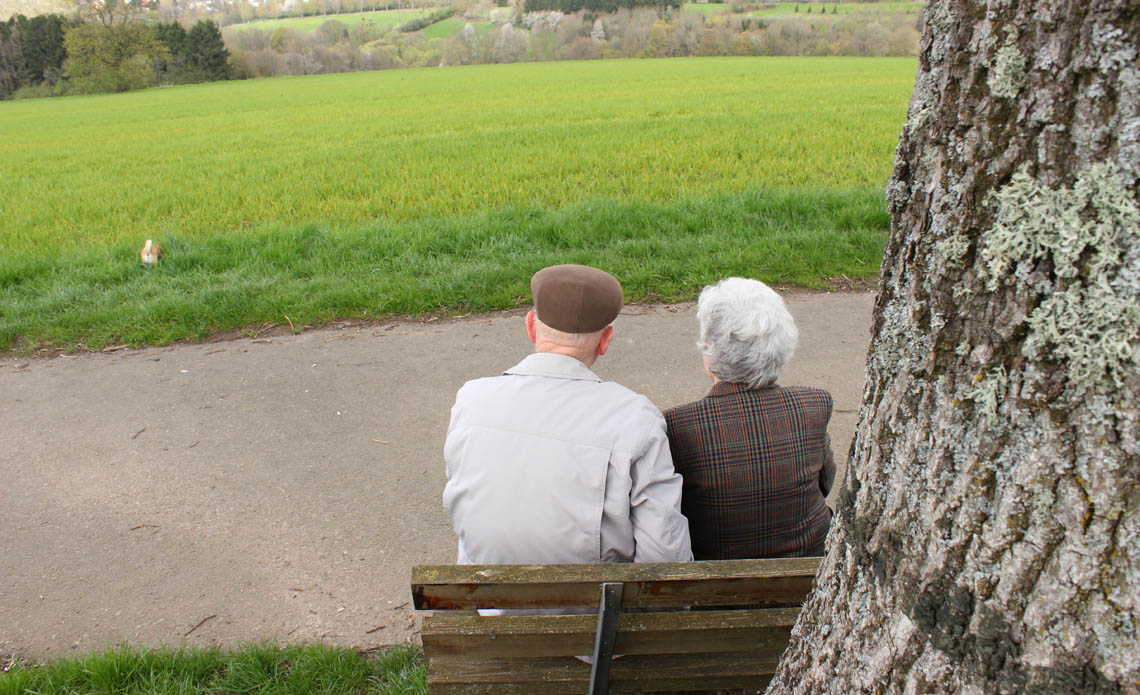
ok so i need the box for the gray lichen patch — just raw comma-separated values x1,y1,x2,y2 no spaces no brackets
989,35,1027,100
885,178,910,212
980,170,1049,289
1025,281,1140,388
983,165,1138,284
907,105,932,135
1090,23,1138,73
978,162,1140,390
962,366,1009,426
936,231,971,269
868,294,935,380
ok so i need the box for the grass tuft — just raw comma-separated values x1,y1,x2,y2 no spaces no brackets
0,644,425,695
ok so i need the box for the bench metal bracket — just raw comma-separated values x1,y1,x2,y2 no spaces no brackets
588,581,623,695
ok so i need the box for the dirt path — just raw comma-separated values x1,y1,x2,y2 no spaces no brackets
0,292,873,658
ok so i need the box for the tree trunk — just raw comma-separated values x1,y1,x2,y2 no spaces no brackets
768,1,1140,693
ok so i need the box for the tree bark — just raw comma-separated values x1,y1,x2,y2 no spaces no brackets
768,1,1140,693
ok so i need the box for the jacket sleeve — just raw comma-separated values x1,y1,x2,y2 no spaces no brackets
629,408,694,563
817,391,836,499
819,433,836,498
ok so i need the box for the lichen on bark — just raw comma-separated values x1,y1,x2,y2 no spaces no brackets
989,35,1026,100
936,231,971,269
979,163,1140,389
961,366,1008,426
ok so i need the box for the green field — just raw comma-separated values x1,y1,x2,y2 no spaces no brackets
0,57,915,351
420,16,478,39
683,1,924,14
226,8,425,34
753,1,924,15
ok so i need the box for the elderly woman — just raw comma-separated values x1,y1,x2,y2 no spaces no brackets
665,278,835,559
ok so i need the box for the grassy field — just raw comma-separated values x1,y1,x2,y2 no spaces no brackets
683,1,924,14
0,644,425,695
226,8,426,34
755,1,924,14
0,57,915,351
419,16,481,39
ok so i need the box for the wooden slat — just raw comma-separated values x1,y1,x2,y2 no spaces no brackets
429,674,773,694
422,607,799,658
414,558,819,586
428,651,782,685
611,674,774,694
412,558,820,610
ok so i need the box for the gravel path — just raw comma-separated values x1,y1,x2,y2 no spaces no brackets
0,292,873,658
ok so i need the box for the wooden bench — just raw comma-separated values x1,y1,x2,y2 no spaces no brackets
411,557,820,695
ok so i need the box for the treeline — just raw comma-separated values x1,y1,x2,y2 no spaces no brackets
523,0,681,15
396,6,458,32
223,8,918,80
6,3,920,96
225,16,439,76
150,0,440,28
442,10,919,66
67,17,228,94
0,13,68,98
0,8,230,98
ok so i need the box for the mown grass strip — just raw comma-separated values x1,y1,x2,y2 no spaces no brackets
0,643,425,695
0,189,887,352
419,16,468,39
226,9,426,35
683,1,924,15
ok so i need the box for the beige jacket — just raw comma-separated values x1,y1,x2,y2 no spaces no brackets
443,352,693,564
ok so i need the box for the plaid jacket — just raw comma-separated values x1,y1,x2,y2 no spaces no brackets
664,382,835,560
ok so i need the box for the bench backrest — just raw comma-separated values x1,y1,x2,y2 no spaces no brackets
412,558,820,695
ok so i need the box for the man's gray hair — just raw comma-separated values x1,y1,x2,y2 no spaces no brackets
697,277,798,389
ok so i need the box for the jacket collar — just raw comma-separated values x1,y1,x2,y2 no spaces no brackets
707,381,775,397
504,352,603,382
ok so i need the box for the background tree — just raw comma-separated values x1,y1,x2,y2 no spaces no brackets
312,18,348,46
65,0,168,92
769,0,1139,692
185,19,229,81
20,14,68,84
153,20,187,82
0,19,29,98
64,20,167,91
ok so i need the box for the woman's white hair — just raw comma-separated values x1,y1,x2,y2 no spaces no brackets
697,277,798,389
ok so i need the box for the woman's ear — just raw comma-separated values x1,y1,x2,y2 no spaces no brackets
703,354,720,384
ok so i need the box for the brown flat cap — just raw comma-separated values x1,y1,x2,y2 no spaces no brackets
531,264,623,334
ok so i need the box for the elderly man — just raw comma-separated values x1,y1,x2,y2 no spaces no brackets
443,264,693,565
665,277,835,560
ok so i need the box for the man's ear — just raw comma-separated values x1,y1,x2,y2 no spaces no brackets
595,325,615,357
525,310,537,344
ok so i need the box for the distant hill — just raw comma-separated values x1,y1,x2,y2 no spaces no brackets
0,0,76,20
